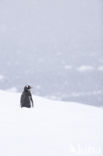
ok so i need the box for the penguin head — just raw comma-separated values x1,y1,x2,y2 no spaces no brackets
24,85,32,91
27,85,32,89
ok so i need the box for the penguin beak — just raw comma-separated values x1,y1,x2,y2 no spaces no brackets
27,85,32,89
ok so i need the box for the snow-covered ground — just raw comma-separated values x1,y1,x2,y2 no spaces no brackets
0,90,102,156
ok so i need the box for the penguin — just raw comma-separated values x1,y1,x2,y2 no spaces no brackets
20,85,34,108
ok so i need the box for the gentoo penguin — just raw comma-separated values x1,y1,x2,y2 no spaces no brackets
20,85,34,108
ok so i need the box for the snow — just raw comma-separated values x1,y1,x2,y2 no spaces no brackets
0,75,4,81
0,90,102,156
77,65,95,72
64,65,72,70
98,66,103,71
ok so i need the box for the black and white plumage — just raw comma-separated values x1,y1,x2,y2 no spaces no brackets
20,85,34,108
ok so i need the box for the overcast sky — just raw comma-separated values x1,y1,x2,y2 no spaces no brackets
0,0,102,58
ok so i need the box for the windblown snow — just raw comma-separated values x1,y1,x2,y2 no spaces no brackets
0,90,102,156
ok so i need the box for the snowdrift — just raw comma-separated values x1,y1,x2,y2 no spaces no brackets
0,90,102,156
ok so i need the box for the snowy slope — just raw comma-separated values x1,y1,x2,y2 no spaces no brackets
0,90,102,156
